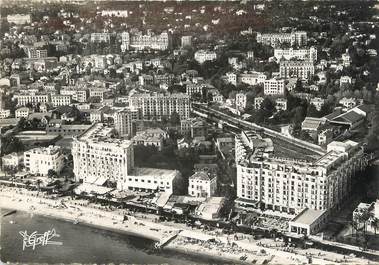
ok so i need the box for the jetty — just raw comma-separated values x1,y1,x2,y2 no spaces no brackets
2,210,17,217
154,230,182,249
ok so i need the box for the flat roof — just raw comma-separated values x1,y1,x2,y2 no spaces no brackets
77,123,132,148
130,167,179,179
291,208,326,225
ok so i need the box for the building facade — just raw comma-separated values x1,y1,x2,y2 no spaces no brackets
235,93,247,110
72,123,135,186
73,123,180,194
181,36,192,48
129,93,190,121
188,171,217,198
194,50,217,64
310,97,325,111
15,107,30,118
0,109,11,119
274,47,317,62
51,95,72,107
264,78,285,95
256,31,307,47
7,14,31,25
24,146,64,175
121,31,171,51
235,131,366,215
90,33,111,43
61,88,88,103
26,48,48,59
13,93,50,107
114,108,140,137
279,61,315,80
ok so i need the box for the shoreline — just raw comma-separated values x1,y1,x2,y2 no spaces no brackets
0,213,246,265
1,207,245,265
0,206,159,243
0,190,248,264
0,190,172,242
0,188,373,265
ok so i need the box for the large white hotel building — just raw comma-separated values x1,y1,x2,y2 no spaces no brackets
121,31,171,51
72,123,180,194
129,93,190,121
256,31,307,47
235,131,366,215
274,47,317,62
13,93,50,107
72,123,134,186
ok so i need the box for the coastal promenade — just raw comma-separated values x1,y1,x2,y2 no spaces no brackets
0,187,373,265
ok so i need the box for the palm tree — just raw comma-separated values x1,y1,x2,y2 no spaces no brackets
372,218,379,235
105,193,113,207
25,180,32,190
36,179,42,195
353,208,372,250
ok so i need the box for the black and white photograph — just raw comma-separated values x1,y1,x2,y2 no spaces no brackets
0,0,378,264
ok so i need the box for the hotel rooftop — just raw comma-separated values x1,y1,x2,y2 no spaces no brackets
77,123,133,148
237,131,361,175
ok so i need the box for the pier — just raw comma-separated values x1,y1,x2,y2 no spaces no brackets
155,230,182,249
2,210,17,217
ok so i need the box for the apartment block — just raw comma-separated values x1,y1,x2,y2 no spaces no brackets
239,71,267,86
60,87,88,103
310,97,325,111
181,35,192,48
275,98,287,111
254,97,264,110
129,93,190,121
90,33,111,43
0,109,11,119
24,145,64,175
114,108,140,137
279,61,315,80
194,50,217,64
26,48,48,59
7,14,31,25
51,95,72,107
235,93,247,110
15,107,30,118
264,78,286,95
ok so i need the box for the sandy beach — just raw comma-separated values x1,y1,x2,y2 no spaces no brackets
0,187,374,265
0,188,176,242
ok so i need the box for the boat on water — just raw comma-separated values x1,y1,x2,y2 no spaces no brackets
73,219,79,224
9,220,15,224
